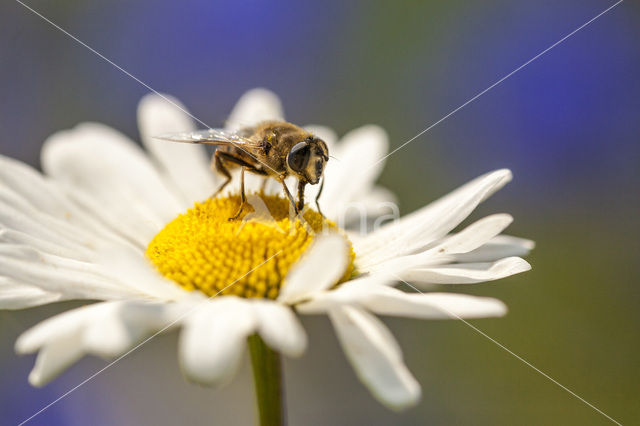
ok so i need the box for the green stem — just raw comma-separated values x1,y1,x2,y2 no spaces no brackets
248,334,285,426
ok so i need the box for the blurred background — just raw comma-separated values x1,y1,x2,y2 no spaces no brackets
1,0,638,424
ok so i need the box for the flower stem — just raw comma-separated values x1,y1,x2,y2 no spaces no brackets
248,334,284,426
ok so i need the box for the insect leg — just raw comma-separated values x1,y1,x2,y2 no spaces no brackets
229,167,246,221
211,150,267,200
210,150,232,199
296,181,306,212
314,176,325,217
278,176,299,216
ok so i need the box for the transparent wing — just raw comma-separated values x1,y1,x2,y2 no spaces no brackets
154,128,259,147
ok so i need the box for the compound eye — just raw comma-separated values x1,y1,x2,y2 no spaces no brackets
288,142,311,173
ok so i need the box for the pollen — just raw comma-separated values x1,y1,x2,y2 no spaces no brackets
146,194,355,299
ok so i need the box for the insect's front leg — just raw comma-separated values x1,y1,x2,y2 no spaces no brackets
314,176,325,218
278,176,299,216
296,181,306,212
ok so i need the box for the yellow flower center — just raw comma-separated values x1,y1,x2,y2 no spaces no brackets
146,194,356,299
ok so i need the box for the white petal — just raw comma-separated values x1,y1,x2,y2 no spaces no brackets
329,306,420,410
0,154,75,222
0,225,93,262
226,88,284,131
365,214,515,274
137,93,216,204
0,155,126,245
82,302,175,357
27,332,85,387
301,280,507,319
41,122,183,244
355,169,513,267
0,194,176,303
319,185,399,229
0,276,61,309
0,245,141,300
251,300,307,357
16,304,96,354
452,235,535,263
61,188,152,249
296,275,393,314
402,257,531,285
349,185,398,216
428,214,513,255
15,300,183,386
278,235,350,304
0,185,109,256
319,125,389,218
96,242,188,301
179,297,256,386
16,304,99,386
360,287,508,319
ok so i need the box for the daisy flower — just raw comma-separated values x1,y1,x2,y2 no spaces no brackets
0,89,532,422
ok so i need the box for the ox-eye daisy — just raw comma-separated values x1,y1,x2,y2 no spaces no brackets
0,89,532,424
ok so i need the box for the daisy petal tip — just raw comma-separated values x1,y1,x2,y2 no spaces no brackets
241,87,280,102
179,354,236,388
430,295,509,319
496,213,514,225
227,88,284,129
381,382,422,411
178,364,210,387
291,340,308,358
506,256,532,274
492,299,508,317
26,350,79,388
363,361,421,411
137,91,177,110
40,129,73,168
472,297,508,318
28,370,47,388
259,329,307,358
356,124,389,143
271,323,308,358
14,331,39,355
485,168,513,192
137,92,189,128
341,124,389,158
252,301,308,357
278,334,307,358
494,168,513,182
14,337,32,355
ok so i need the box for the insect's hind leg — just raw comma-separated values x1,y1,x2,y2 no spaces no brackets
229,167,246,221
210,150,232,199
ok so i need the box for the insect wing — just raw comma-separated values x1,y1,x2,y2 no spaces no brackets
154,128,258,147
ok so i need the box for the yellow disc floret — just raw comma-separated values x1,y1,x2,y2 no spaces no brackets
146,194,355,299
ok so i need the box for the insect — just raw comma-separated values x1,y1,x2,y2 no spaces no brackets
157,121,329,220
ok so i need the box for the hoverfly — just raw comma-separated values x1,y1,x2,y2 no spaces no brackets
157,121,329,220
